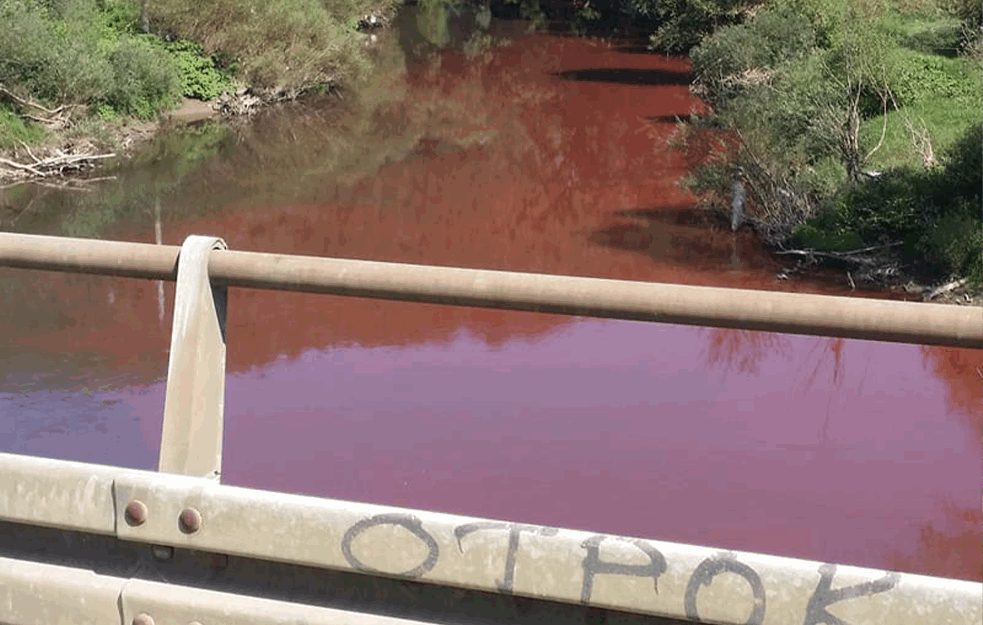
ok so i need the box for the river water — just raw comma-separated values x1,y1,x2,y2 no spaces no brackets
0,14,980,582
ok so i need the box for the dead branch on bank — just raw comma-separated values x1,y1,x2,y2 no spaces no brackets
0,143,115,183
773,242,903,266
925,278,969,301
0,84,79,130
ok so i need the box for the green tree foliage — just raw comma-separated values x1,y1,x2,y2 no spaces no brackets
145,0,382,91
648,0,751,53
820,123,982,284
0,0,181,118
159,40,234,101
680,0,981,282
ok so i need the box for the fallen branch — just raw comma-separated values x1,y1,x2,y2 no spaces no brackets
926,278,968,301
0,150,116,183
0,84,62,115
0,156,43,177
772,246,892,265
837,242,903,255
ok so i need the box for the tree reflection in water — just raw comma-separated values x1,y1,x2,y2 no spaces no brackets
703,328,790,376
922,345,983,441
702,330,982,581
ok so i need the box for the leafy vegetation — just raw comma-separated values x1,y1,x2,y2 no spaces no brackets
0,0,181,118
144,0,382,91
674,0,982,285
0,0,394,152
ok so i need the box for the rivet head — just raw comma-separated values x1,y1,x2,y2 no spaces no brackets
132,614,155,625
178,507,202,534
124,500,148,526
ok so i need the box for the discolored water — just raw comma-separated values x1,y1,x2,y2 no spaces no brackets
1,21,979,582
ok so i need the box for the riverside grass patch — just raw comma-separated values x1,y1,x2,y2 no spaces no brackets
0,0,182,119
144,0,390,91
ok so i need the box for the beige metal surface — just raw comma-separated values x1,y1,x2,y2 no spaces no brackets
0,555,467,625
1,232,979,347
158,235,228,480
1,453,978,625
0,454,117,535
0,556,123,625
120,578,450,625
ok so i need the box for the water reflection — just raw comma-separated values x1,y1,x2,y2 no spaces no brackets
0,18,979,582
703,328,790,376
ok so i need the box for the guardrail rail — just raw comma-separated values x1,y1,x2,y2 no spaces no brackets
1,232,980,625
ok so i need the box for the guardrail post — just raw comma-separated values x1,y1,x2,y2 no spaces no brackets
158,235,228,481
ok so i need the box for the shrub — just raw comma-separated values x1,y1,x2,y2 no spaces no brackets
691,6,816,105
819,123,982,281
0,0,181,118
161,39,233,101
107,36,181,118
0,0,114,105
146,0,381,91
649,0,750,54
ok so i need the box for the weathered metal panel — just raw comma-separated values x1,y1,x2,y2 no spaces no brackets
0,454,980,624
120,578,454,625
0,554,468,625
106,463,981,625
0,556,124,625
158,235,228,481
0,454,116,535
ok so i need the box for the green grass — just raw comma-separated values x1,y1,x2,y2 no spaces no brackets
146,0,391,91
861,53,981,169
0,104,47,148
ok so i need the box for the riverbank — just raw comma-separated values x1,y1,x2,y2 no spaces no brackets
672,0,982,294
0,0,396,186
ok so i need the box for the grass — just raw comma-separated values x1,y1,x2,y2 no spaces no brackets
0,0,398,155
861,94,981,170
146,0,391,91
0,104,46,149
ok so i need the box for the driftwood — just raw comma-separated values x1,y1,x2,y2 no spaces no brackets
0,84,78,130
773,242,902,266
0,142,115,183
925,278,969,301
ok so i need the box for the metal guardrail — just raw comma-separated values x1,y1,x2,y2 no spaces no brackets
0,232,980,625
1,233,980,348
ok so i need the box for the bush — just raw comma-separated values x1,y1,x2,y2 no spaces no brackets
648,0,750,54
107,37,181,118
146,0,382,90
0,0,114,105
819,122,982,282
0,0,181,118
161,39,234,101
691,6,816,105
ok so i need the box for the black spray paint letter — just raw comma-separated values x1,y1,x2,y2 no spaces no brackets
804,564,899,625
455,521,559,593
683,552,766,625
580,535,667,603
341,513,439,578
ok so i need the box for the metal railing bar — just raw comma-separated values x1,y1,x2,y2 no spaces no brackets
1,233,979,347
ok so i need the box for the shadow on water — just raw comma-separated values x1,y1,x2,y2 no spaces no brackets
589,205,777,274
643,114,690,124
554,67,692,86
